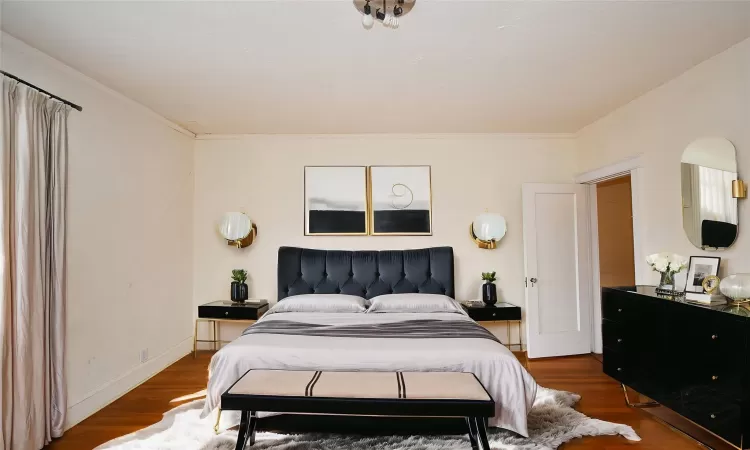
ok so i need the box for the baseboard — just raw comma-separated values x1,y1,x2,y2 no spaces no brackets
65,336,194,430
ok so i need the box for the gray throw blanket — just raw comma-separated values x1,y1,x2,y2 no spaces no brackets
242,319,500,343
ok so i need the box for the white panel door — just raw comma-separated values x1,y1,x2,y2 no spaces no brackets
523,184,592,359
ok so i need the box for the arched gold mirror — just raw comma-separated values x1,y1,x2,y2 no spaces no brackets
681,138,743,250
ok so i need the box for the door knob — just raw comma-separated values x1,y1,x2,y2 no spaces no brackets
530,277,538,286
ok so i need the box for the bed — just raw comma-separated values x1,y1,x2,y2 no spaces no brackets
202,246,537,437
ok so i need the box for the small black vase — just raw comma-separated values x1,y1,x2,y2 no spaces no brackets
231,282,248,302
482,282,497,305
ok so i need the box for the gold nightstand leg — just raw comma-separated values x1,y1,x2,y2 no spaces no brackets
212,320,218,351
193,319,198,358
214,407,222,434
506,323,511,347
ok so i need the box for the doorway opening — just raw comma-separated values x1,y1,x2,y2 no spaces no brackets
591,175,636,362
574,156,645,356
595,176,636,289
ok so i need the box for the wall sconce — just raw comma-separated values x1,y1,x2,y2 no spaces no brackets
219,212,257,249
733,180,747,199
470,213,507,249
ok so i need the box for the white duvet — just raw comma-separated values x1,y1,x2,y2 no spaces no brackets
201,310,538,437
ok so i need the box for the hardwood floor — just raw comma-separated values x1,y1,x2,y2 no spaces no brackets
46,352,706,449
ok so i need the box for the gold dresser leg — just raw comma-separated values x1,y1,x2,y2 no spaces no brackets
621,383,659,408
214,407,222,434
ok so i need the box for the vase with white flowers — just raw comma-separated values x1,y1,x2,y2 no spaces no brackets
646,252,688,295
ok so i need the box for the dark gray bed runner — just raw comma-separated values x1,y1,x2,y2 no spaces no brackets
242,319,500,343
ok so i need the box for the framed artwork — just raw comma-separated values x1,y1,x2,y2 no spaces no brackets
368,165,432,235
685,256,721,293
304,166,368,235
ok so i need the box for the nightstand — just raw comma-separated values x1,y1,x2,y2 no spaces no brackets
461,301,522,350
194,300,269,357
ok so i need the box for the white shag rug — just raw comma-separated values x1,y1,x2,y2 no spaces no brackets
96,387,639,450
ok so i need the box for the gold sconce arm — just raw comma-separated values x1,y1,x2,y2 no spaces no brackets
469,223,497,250
732,180,747,199
227,224,258,249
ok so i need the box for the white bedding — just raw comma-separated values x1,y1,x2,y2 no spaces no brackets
201,310,538,437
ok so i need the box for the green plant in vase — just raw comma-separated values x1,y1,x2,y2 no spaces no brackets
231,269,249,302
481,271,498,305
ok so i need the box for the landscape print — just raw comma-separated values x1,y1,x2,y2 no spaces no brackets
369,166,432,235
305,166,368,235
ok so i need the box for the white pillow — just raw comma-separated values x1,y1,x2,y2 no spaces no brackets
268,294,367,314
366,293,464,314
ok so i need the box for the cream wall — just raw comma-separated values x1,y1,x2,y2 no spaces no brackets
193,134,578,345
2,34,195,428
577,37,750,284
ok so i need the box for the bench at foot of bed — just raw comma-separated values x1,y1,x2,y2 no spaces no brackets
221,369,496,450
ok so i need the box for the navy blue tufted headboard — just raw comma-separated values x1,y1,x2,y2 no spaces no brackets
277,247,454,300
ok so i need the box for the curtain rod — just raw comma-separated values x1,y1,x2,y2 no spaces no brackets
1,70,83,112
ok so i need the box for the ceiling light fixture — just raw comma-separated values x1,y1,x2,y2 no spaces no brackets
362,0,374,29
355,0,415,29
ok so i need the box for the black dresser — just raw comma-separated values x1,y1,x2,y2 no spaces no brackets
603,286,749,448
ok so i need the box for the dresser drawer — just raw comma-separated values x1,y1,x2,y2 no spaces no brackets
198,303,268,320
681,399,742,447
602,294,633,323
464,305,521,321
602,319,628,352
603,350,631,384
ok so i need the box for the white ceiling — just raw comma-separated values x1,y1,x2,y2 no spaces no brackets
3,1,750,135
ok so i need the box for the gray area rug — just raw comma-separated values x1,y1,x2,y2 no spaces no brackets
97,387,639,450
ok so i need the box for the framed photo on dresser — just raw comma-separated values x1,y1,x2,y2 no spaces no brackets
684,256,721,293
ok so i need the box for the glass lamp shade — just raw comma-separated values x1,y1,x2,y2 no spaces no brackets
472,213,507,242
720,273,750,301
220,212,253,241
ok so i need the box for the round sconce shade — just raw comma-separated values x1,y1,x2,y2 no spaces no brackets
720,273,750,303
219,212,257,248
470,213,507,249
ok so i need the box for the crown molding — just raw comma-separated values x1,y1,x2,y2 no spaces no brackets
194,132,578,141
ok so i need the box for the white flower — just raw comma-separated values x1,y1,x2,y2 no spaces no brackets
670,254,688,274
646,252,688,274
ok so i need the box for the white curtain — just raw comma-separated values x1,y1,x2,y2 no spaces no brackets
699,165,738,225
1,76,70,449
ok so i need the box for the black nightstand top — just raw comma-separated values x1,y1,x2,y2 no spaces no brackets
461,301,521,321
198,300,269,320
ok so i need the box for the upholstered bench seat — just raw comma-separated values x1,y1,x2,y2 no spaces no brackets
221,369,495,450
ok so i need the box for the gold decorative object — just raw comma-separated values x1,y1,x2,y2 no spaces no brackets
702,275,721,295
732,180,747,199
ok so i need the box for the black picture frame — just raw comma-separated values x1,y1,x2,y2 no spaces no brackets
684,256,721,293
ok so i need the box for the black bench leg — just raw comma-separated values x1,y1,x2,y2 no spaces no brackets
473,417,491,450
248,411,258,446
235,410,252,450
465,417,479,450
